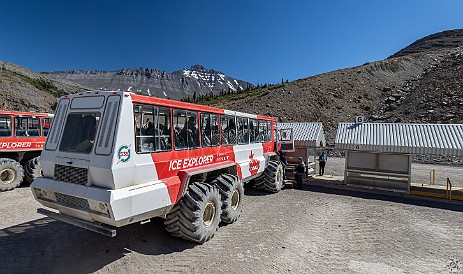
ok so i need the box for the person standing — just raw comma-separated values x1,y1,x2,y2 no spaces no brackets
319,152,327,176
278,150,288,180
294,157,305,189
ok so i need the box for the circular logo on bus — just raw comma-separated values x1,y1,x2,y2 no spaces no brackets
117,144,131,163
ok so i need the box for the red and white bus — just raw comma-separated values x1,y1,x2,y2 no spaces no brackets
0,110,53,191
32,91,284,243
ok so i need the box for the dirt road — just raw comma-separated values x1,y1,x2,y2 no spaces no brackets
1,166,463,273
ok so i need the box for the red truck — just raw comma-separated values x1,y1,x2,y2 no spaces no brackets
0,110,53,191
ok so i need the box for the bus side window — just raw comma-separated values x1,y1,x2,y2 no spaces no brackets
156,107,171,151
186,111,199,149
0,116,12,137
220,115,229,146
201,113,212,147
134,105,155,153
173,109,187,150
266,121,272,142
210,114,220,146
173,109,199,150
134,105,142,152
28,117,40,137
243,118,249,144
228,116,237,145
249,119,257,143
236,117,243,144
42,118,52,137
258,120,267,143
237,117,249,145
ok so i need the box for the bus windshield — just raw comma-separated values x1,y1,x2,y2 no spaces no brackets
59,113,100,154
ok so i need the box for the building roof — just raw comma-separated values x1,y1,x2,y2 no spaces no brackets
277,122,325,147
335,122,463,156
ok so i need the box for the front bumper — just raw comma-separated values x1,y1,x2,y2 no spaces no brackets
31,177,173,228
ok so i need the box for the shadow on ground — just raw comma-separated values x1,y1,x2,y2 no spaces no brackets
0,217,196,274
297,183,463,212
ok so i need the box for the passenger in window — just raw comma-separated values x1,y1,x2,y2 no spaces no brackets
227,118,236,144
76,116,96,153
202,117,212,146
174,126,184,148
145,121,154,134
179,122,194,148
143,118,150,129
188,116,200,147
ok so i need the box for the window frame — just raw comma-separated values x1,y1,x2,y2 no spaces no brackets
221,115,237,146
58,112,101,154
257,119,268,143
14,116,41,138
266,120,272,142
173,108,200,151
201,112,221,148
134,104,173,154
42,118,52,137
237,117,250,145
134,105,156,153
0,116,12,138
249,118,258,144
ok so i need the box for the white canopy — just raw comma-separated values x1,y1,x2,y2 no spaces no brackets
335,122,463,156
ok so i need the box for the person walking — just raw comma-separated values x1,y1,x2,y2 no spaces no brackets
294,157,305,189
278,150,288,180
319,152,327,176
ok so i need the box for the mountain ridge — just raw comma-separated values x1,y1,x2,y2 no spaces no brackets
42,65,252,100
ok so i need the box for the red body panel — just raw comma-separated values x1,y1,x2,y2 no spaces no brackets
151,146,236,180
0,110,52,153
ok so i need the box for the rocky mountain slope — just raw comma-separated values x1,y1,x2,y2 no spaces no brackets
43,65,251,100
0,61,88,112
205,29,463,141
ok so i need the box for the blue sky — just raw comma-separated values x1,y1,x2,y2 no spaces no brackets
0,0,462,84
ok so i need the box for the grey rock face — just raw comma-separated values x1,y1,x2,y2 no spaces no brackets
42,65,252,100
0,60,88,112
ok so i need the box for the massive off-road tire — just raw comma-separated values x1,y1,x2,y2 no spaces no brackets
24,156,42,184
214,174,244,224
0,158,24,192
260,160,284,193
253,174,266,190
164,182,222,243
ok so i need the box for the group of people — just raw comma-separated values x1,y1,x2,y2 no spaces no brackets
277,150,328,190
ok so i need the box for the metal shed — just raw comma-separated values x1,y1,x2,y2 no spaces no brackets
335,122,463,192
277,122,325,177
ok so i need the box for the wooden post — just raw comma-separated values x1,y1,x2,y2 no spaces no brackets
408,154,412,194
344,150,349,184
430,169,435,185
313,147,317,176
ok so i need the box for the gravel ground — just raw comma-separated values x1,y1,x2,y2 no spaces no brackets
1,166,463,273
